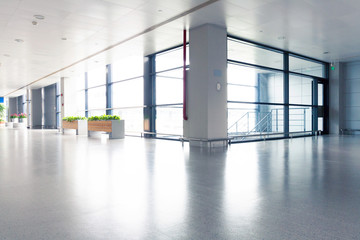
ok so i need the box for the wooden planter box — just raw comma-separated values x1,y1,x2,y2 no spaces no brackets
88,120,125,139
62,120,88,135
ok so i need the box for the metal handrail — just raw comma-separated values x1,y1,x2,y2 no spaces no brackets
229,130,320,142
228,107,311,136
228,111,255,130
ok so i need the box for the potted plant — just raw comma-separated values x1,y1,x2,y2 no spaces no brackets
10,113,18,123
62,116,88,135
18,113,27,124
0,118,4,128
87,115,124,139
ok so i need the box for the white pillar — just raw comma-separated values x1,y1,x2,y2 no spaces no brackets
184,24,228,147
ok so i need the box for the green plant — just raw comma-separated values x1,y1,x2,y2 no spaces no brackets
88,115,121,121
63,116,87,122
10,114,18,119
0,118,4,123
0,104,5,119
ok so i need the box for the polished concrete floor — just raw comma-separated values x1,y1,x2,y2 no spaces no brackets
1,128,360,239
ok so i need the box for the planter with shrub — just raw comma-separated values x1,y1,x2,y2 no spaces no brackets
87,115,124,139
62,116,87,135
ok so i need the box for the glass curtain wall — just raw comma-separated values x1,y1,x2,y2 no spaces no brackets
153,46,188,137
87,66,106,116
111,56,144,134
75,74,86,117
227,37,327,142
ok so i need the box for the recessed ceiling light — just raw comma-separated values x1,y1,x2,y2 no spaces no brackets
14,39,24,43
277,36,286,40
158,9,163,12
323,51,329,54
34,15,45,20
3,54,10,57
259,30,263,33
61,37,67,41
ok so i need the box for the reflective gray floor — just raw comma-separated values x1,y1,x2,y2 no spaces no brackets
1,129,360,239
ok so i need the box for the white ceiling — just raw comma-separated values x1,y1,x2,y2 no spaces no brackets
1,0,359,96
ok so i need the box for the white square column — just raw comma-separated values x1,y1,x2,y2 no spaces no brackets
184,24,228,147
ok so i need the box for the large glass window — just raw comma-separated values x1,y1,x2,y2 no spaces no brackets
88,66,106,88
156,46,188,72
289,56,325,78
289,75,312,105
112,108,143,133
112,56,143,82
228,64,283,104
156,105,183,136
111,56,144,134
156,68,183,105
86,66,107,116
88,86,106,113
228,102,284,140
112,78,143,108
75,75,86,116
154,46,187,137
227,36,327,142
318,84,324,106
289,106,312,133
228,38,283,69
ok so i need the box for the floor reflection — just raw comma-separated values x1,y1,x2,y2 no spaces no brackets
1,130,360,239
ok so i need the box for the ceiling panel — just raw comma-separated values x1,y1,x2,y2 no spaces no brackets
2,0,360,96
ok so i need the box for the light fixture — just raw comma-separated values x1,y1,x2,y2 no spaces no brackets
14,39,24,43
3,54,10,57
61,37,67,41
158,9,163,13
323,51,329,54
32,20,38,25
34,15,45,20
277,36,286,40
